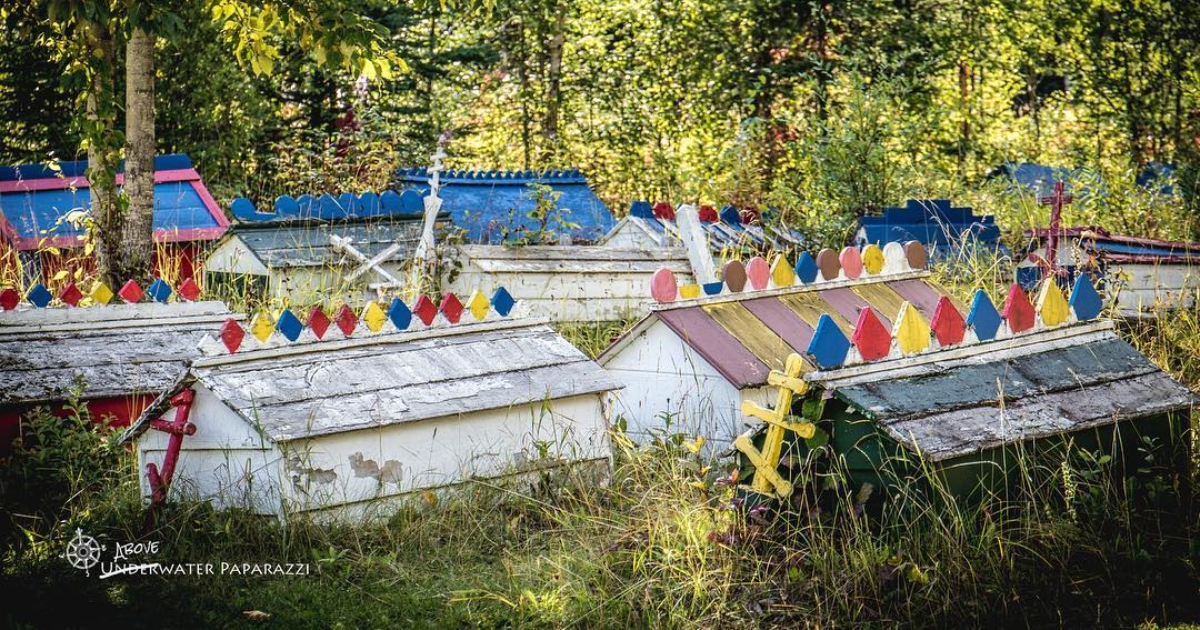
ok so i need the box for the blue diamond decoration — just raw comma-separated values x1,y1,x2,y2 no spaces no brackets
794,251,818,284
387,297,412,330
806,314,851,369
966,289,1002,341
275,309,303,341
26,283,51,308
491,287,515,317
146,278,173,303
702,281,724,296
1069,273,1103,321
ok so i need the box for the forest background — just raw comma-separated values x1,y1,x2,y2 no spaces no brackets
2,0,1198,249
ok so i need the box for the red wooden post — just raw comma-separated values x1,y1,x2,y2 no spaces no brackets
1038,180,1074,274
146,388,197,507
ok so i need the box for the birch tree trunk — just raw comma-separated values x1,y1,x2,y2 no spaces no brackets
120,25,157,283
87,22,123,287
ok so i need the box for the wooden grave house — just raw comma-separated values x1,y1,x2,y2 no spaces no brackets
601,200,806,256
204,189,444,304
601,242,1194,498
120,289,620,519
854,199,1001,258
0,154,228,283
398,167,695,322
0,277,238,445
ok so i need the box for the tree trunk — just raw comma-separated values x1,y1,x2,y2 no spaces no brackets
87,22,123,288
121,26,157,284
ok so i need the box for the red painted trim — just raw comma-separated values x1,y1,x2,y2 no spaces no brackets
1025,226,1200,253
0,169,201,193
188,179,230,228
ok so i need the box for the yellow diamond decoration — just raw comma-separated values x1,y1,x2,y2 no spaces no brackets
1036,278,1069,327
769,254,794,288
679,284,701,299
861,244,885,275
892,301,930,355
361,301,386,332
467,290,490,321
250,311,275,342
89,281,114,305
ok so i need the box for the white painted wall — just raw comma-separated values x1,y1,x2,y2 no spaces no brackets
139,389,610,518
602,320,770,445
137,385,285,517
205,236,270,275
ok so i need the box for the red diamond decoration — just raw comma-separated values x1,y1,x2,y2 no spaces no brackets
413,295,437,326
58,282,83,307
850,307,891,361
308,306,331,339
1002,283,1036,334
0,288,18,310
118,280,144,303
440,293,464,324
930,296,965,346
334,304,357,336
219,319,245,353
178,277,201,302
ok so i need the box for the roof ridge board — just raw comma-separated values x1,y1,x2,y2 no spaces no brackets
809,320,1116,386
194,316,553,367
650,269,932,311
203,355,604,413
0,313,242,336
194,323,576,376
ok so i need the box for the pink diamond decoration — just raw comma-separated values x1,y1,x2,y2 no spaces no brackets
58,282,83,307
440,293,464,324
413,296,437,326
178,277,201,302
118,280,144,303
308,306,331,339
334,304,357,336
219,319,245,353
0,288,18,310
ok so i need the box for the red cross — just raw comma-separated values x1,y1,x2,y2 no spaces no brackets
147,389,197,508
1038,180,1073,272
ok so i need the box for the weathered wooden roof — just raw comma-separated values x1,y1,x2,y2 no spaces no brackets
810,324,1195,461
221,219,428,269
1023,226,1200,264
602,201,805,253
128,319,620,443
0,301,236,405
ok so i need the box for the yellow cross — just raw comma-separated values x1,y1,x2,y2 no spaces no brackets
734,353,816,499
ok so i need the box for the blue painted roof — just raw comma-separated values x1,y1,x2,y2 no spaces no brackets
394,168,615,243
0,154,226,250
1136,162,1175,195
229,189,435,224
0,154,194,181
856,199,1000,253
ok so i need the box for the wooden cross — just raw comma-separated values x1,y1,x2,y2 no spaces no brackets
733,353,816,499
147,389,197,508
675,203,718,284
1038,180,1073,273
408,134,450,299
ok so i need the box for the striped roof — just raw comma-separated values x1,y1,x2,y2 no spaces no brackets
602,268,959,389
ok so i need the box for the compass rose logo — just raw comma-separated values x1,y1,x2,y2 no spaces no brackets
63,529,105,576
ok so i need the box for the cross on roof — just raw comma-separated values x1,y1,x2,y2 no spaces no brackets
1038,180,1074,272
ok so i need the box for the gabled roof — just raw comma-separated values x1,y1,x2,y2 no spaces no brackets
127,317,620,443
599,242,951,389
855,199,1000,253
1023,226,1200,264
217,190,448,270
0,300,236,405
811,323,1194,461
0,154,228,250
603,201,805,253
394,168,615,243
